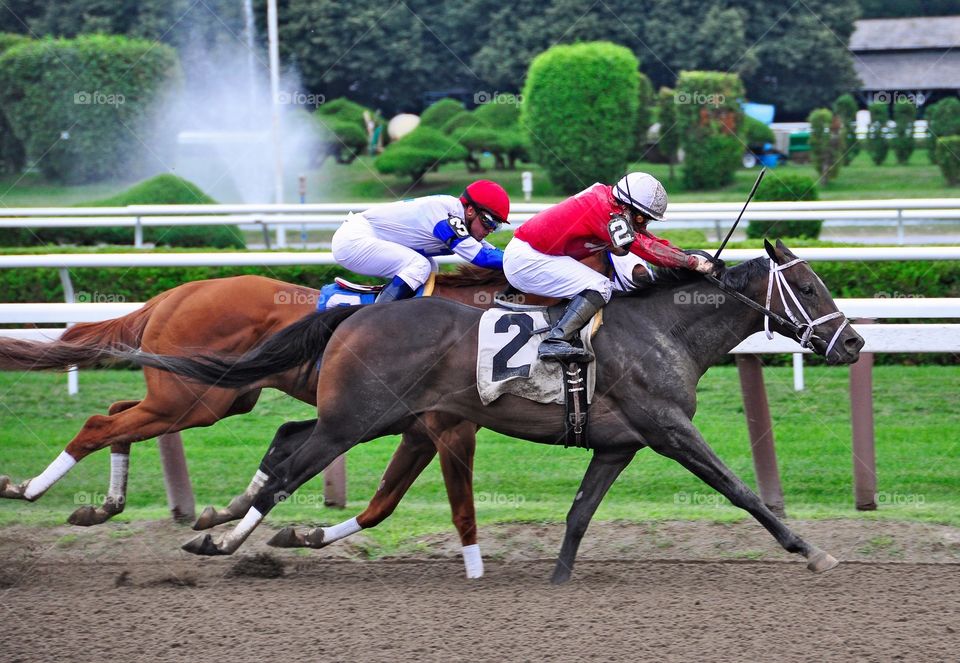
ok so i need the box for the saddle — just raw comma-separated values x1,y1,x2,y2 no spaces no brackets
333,277,383,295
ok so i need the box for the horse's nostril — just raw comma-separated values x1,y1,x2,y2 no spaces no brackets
844,335,864,352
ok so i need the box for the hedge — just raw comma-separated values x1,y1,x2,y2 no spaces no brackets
832,93,860,165
522,42,638,194
808,108,844,184
745,173,821,239
936,136,960,186
0,34,182,184
0,175,244,248
675,71,745,190
866,102,889,165
892,101,916,165
0,33,30,176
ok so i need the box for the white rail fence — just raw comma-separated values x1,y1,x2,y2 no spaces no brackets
0,248,957,516
2,198,960,247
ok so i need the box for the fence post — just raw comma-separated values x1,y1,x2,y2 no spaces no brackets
324,454,347,507
157,433,195,522
850,318,877,510
134,216,143,249
736,354,786,517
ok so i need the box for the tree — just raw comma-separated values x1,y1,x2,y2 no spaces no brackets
374,127,467,185
522,42,639,194
832,93,860,164
866,102,890,165
891,100,916,165
635,73,655,159
656,87,680,181
808,108,845,183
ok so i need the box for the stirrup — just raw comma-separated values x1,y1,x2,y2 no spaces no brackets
537,338,594,363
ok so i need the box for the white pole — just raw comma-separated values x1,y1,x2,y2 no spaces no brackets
792,352,804,391
267,0,286,248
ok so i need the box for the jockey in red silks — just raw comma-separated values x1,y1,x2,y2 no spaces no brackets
332,180,511,303
503,172,720,363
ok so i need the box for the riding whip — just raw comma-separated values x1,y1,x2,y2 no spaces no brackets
713,167,766,262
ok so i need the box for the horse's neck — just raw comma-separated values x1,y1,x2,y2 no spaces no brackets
665,272,769,372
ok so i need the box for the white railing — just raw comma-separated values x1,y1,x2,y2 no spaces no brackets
1,198,959,246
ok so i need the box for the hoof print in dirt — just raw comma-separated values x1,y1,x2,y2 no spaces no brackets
228,552,285,579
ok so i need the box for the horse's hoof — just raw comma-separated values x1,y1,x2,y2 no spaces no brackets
68,505,102,527
182,533,227,556
267,527,304,548
0,476,24,500
550,568,572,585
304,528,327,549
192,506,220,531
806,549,839,573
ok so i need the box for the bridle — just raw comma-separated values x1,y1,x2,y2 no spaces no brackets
704,257,849,358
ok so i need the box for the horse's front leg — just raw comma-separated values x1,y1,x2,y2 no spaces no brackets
551,449,636,585
434,420,483,578
642,404,838,573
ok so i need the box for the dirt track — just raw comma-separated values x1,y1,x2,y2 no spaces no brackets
2,521,959,662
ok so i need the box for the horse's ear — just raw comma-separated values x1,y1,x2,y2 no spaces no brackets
763,238,777,261
775,238,798,261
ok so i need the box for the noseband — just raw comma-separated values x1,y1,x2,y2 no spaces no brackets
763,257,849,356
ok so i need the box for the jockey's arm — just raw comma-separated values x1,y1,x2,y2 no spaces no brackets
629,228,700,270
431,218,504,270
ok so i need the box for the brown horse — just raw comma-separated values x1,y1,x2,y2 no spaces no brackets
119,240,864,583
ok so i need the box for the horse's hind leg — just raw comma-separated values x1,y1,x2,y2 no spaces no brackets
195,416,314,531
551,449,636,585
645,406,837,573
268,428,437,549
67,400,139,526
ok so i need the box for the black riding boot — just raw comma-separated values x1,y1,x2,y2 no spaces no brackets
538,290,606,363
375,276,416,304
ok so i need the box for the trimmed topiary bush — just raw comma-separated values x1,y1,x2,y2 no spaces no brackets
374,126,467,185
675,71,745,189
473,102,520,129
0,33,30,176
0,34,182,184
420,98,466,129
0,175,243,248
866,102,889,165
936,136,960,186
892,101,916,165
314,115,368,165
316,97,370,127
741,115,775,146
832,93,860,165
521,42,639,194
745,173,821,239
926,97,960,165
808,108,845,183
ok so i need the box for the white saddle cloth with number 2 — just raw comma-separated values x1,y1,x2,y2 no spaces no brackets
476,307,598,406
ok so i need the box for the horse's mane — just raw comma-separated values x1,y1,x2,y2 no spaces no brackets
615,257,769,299
435,264,509,288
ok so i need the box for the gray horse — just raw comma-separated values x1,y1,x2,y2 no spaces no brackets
124,240,864,583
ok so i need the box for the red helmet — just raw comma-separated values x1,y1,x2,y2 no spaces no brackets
461,180,510,224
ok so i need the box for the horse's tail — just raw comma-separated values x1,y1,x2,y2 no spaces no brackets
0,293,170,370
118,305,364,389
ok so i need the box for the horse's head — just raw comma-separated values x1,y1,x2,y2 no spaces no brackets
763,239,864,365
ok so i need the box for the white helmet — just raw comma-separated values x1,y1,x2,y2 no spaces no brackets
613,172,668,221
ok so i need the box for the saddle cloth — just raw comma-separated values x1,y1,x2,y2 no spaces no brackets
476,306,598,406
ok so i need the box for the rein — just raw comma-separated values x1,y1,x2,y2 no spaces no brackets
704,258,849,356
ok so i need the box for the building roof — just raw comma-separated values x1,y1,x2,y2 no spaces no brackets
853,50,960,90
850,16,960,51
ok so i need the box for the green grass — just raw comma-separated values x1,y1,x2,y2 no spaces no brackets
1,148,954,209
0,365,957,552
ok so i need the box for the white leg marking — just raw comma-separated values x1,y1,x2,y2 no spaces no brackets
24,451,77,500
321,516,361,544
244,470,269,496
108,453,129,502
222,507,263,548
462,543,484,579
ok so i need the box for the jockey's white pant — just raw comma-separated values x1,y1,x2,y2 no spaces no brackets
503,238,614,302
332,213,437,289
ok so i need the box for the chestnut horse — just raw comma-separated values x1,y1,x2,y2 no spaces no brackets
119,240,864,583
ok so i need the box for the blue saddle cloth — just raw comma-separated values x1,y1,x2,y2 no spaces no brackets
315,281,425,311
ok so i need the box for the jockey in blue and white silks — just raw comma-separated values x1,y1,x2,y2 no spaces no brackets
332,180,511,303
